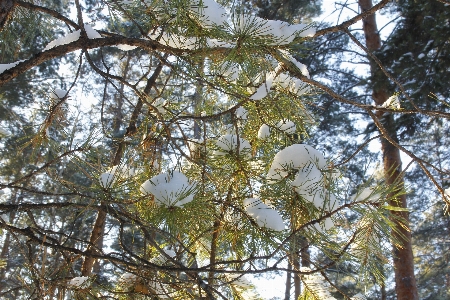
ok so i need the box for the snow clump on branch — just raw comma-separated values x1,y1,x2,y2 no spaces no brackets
68,276,90,289
44,24,101,51
140,171,197,207
215,134,252,158
243,198,285,231
99,165,135,188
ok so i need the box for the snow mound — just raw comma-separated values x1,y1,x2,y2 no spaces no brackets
99,165,135,188
140,171,197,207
267,144,327,183
276,119,296,134
215,134,251,158
244,198,285,231
258,124,270,139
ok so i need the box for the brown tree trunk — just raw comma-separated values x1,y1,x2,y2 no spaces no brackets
358,1,418,299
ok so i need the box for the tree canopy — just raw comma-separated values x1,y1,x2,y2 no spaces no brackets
0,0,449,299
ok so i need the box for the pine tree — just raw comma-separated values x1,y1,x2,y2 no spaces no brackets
1,0,448,299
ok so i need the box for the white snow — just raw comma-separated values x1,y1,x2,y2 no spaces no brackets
44,24,101,51
119,273,137,286
351,293,367,300
99,165,135,188
152,98,169,114
276,119,296,134
418,53,425,59
68,276,90,288
219,62,240,81
243,198,285,231
300,267,337,299
250,71,276,100
50,88,68,99
235,106,248,120
0,128,10,136
267,144,327,183
0,60,25,74
150,249,176,265
352,187,381,202
258,124,271,139
279,49,310,78
215,134,252,158
206,38,235,48
149,29,199,50
140,171,197,207
117,44,138,51
84,24,102,39
380,94,400,109
190,0,229,28
291,162,322,190
236,15,315,45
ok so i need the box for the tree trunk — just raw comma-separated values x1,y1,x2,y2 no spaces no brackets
284,261,291,300
358,1,418,299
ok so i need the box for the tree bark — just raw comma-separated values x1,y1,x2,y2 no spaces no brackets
0,0,15,31
358,0,418,299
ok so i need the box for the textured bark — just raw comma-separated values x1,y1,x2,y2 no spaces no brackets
0,0,15,31
358,0,418,299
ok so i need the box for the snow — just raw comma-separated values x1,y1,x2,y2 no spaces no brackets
152,98,169,114
119,273,137,286
99,165,135,188
140,171,197,207
279,49,310,78
206,38,235,48
258,124,271,139
250,71,276,100
351,293,367,300
68,276,90,288
296,188,325,208
215,134,252,158
219,62,240,81
291,162,322,190
300,267,337,299
190,0,229,28
149,29,199,50
150,249,176,265
276,119,296,134
236,15,316,44
418,53,425,59
267,144,327,183
117,44,138,51
84,24,102,39
380,94,400,109
244,198,285,231
313,217,334,232
235,106,248,120
0,60,25,74
50,88,68,99
0,128,9,136
44,24,101,51
352,187,381,202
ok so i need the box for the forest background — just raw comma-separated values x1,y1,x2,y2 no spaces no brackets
0,0,449,299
